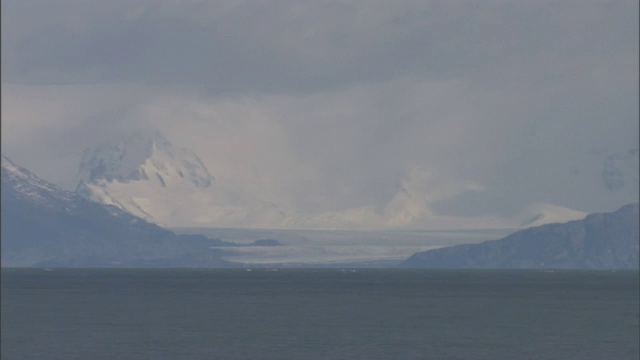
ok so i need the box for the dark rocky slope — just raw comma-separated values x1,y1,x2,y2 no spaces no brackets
403,204,639,269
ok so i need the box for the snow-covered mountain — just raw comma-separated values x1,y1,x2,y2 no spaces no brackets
73,132,589,230
75,131,289,228
1,154,233,267
77,131,213,189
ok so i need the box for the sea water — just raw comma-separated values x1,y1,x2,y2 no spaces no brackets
2,269,638,360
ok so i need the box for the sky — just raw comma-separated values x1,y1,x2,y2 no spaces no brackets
2,0,638,228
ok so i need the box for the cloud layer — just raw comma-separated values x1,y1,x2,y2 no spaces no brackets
2,0,638,228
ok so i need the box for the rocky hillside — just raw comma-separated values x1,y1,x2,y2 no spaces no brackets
403,204,639,269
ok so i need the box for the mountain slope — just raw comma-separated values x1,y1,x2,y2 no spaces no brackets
402,204,639,269
1,155,234,267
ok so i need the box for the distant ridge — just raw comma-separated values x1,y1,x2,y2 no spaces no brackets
403,204,639,269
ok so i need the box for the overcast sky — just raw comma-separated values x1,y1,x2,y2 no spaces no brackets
2,0,638,224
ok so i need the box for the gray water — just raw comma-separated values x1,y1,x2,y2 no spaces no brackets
2,269,638,360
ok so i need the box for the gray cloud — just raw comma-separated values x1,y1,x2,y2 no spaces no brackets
4,1,636,96
2,0,638,225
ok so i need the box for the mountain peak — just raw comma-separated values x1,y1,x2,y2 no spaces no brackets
76,131,213,188
75,132,220,224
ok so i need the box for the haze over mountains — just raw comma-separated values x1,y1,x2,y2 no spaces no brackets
74,131,589,231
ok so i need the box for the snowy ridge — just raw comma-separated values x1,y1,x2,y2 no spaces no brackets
2,155,75,206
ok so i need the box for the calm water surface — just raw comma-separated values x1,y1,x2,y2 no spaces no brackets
2,269,638,360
